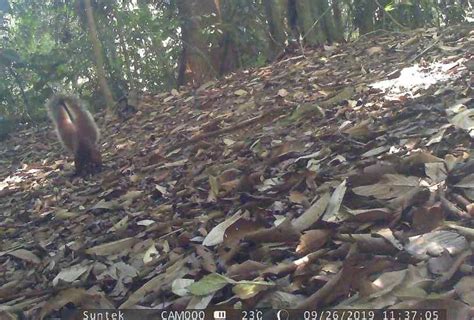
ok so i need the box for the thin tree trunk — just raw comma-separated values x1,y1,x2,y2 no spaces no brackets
84,0,115,113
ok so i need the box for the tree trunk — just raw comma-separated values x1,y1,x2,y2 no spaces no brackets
84,0,115,112
216,1,239,75
263,0,288,60
354,0,376,34
332,0,345,42
295,0,325,45
410,3,424,28
315,0,339,43
176,0,218,87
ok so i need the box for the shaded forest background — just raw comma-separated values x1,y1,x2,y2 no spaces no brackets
0,0,471,128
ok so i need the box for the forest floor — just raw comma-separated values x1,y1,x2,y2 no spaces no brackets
1,24,474,319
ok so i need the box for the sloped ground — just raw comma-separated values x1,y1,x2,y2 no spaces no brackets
1,24,473,319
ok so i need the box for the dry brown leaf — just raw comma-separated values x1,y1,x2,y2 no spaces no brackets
343,119,371,137
411,203,444,233
323,180,347,223
428,250,453,275
245,218,300,243
120,256,188,308
52,264,90,286
455,276,474,306
226,260,267,281
402,151,444,166
203,211,243,246
288,191,309,205
7,249,41,265
362,146,390,158
353,174,421,200
338,233,399,255
292,192,330,232
449,109,474,135
195,245,217,273
85,237,138,256
296,229,331,255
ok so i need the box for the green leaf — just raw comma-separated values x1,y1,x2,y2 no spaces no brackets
188,273,235,296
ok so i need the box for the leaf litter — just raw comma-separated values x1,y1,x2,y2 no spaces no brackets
0,26,474,318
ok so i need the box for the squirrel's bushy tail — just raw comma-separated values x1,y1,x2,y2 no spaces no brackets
47,94,102,175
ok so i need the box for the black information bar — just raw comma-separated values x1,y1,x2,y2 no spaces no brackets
74,309,447,320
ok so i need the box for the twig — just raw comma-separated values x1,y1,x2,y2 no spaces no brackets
159,228,183,240
409,39,440,63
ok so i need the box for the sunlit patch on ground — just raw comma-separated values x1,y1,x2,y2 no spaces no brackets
0,173,24,191
0,168,45,192
370,61,462,100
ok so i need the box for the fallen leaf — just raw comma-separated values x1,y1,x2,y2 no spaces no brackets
8,249,41,265
296,229,331,255
353,174,421,200
188,273,234,296
203,211,243,246
53,264,90,286
323,180,347,222
85,237,138,256
226,260,267,281
292,193,330,231
455,276,474,306
172,278,195,297
449,109,474,136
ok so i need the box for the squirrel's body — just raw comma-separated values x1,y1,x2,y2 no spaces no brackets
47,94,102,175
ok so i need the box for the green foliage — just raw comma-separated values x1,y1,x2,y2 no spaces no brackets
0,0,182,123
384,3,395,12
0,0,469,129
